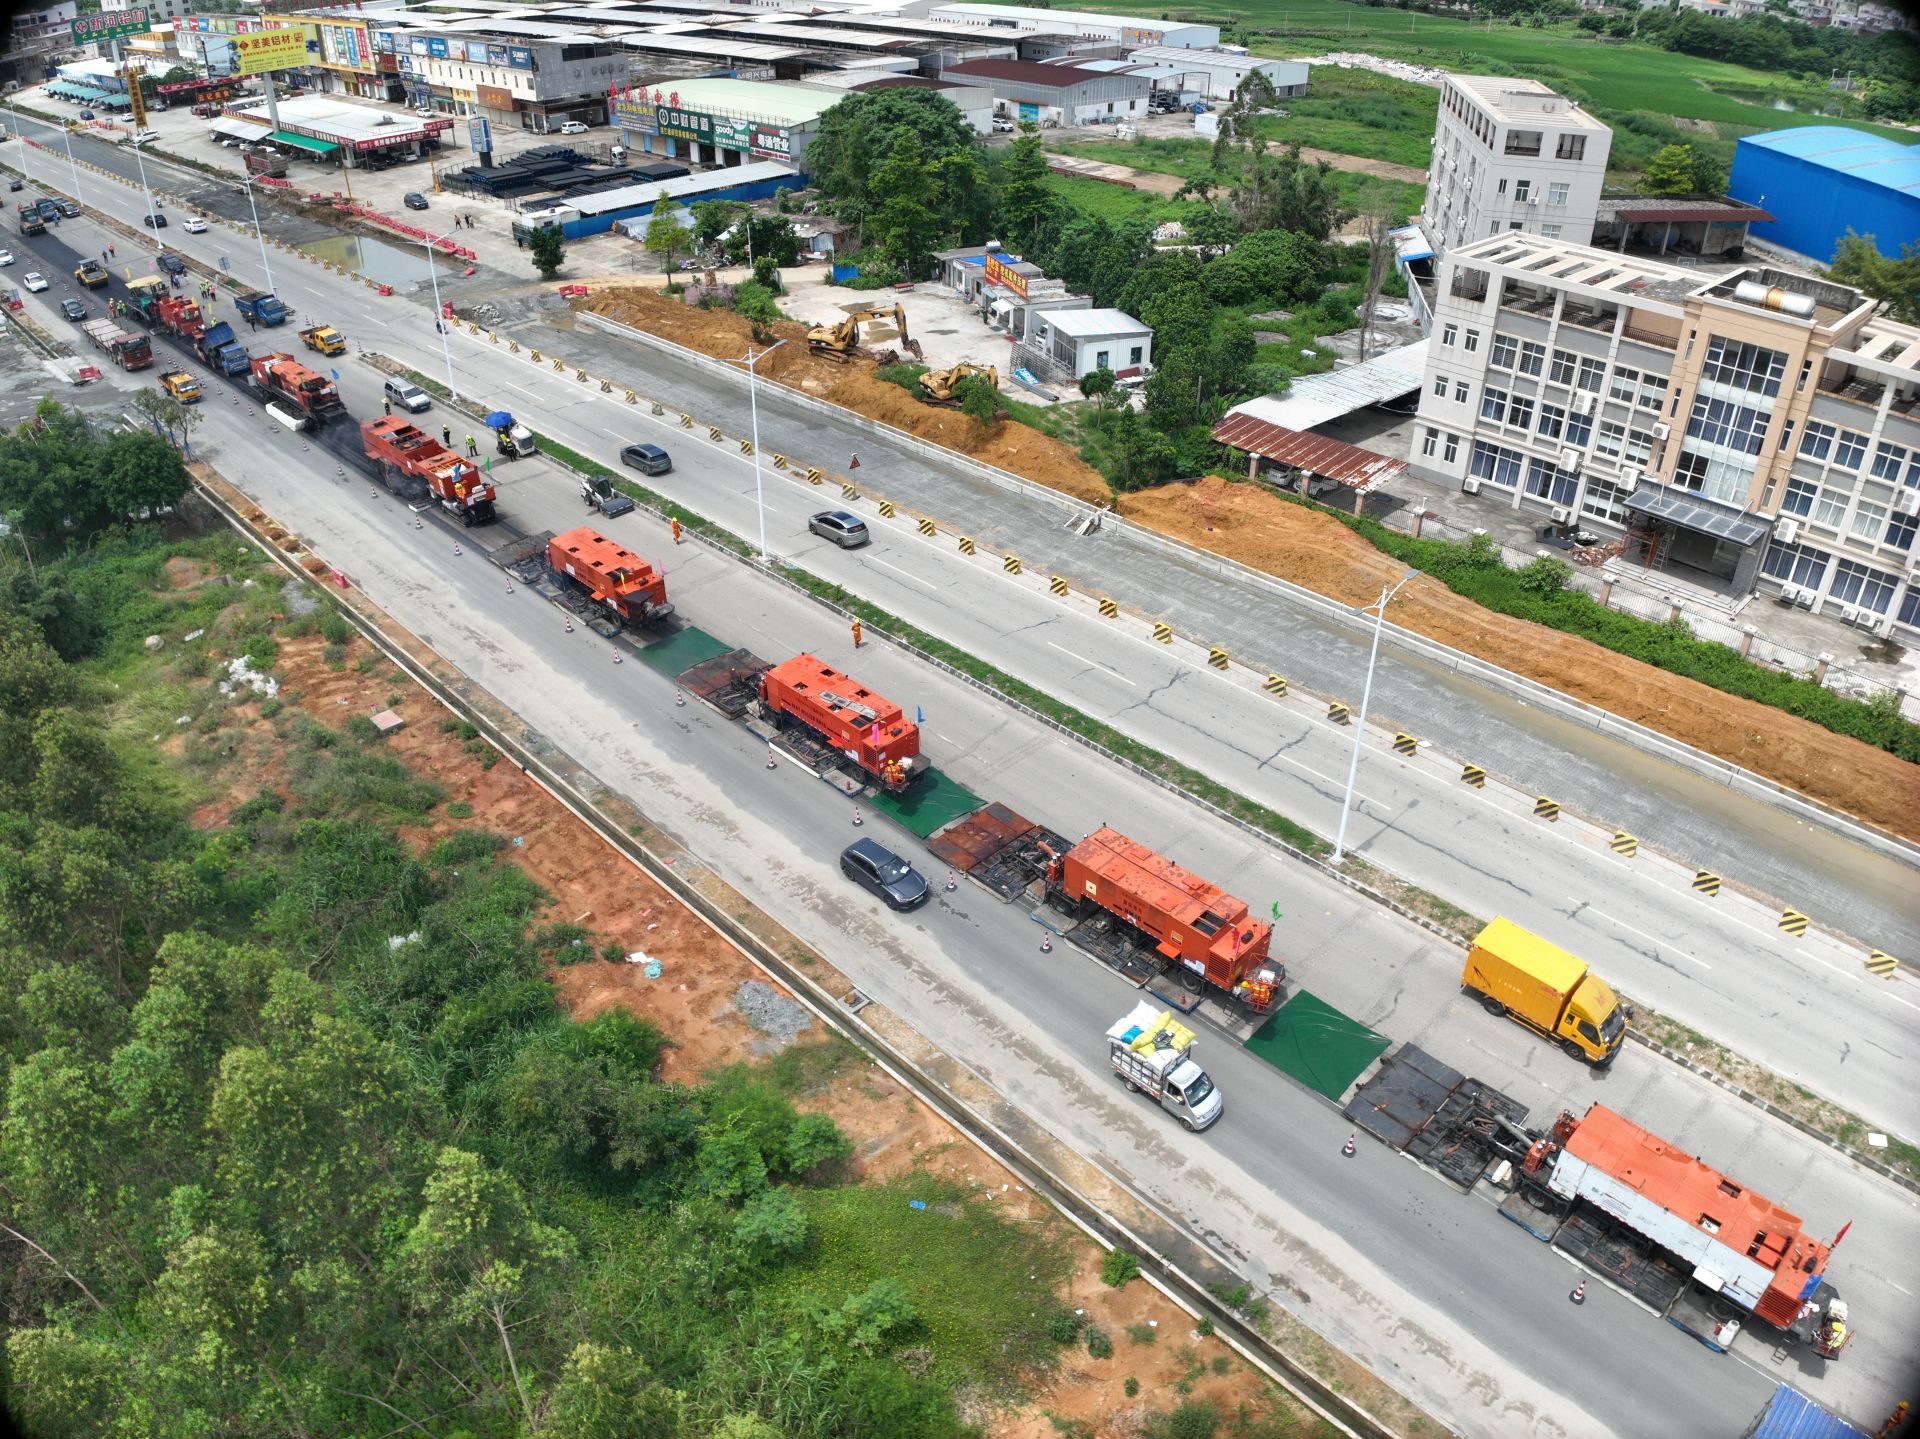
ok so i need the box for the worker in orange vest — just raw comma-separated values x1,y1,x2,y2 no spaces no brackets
851,619,863,649
1879,1402,1909,1439
670,517,682,544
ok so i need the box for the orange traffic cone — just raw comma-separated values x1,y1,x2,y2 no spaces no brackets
453,544,462,556
1040,933,1052,953
505,581,514,594
945,871,957,892
1342,1134,1356,1157
852,808,863,826
766,746,778,770
613,649,622,664
413,516,421,528
1569,1279,1587,1305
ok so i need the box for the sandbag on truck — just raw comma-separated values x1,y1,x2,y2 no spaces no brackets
1106,1002,1222,1131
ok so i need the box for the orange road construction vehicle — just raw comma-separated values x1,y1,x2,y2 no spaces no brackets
757,654,926,792
546,527,671,626
248,353,345,428
1043,827,1284,1014
361,417,496,525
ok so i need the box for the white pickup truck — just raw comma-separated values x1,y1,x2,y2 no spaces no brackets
1106,1002,1222,1131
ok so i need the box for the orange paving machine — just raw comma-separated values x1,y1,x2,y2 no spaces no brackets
757,653,926,792
545,527,672,626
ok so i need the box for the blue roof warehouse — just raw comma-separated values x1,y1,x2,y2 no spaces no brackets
1729,126,1920,265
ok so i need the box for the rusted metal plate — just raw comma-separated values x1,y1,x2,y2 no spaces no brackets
677,647,770,717
926,801,1030,871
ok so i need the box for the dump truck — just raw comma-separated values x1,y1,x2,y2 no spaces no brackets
919,363,999,405
77,318,152,370
805,304,909,363
1461,917,1625,1065
757,654,926,792
248,352,344,427
360,417,496,525
158,370,202,403
1043,828,1284,1014
234,290,288,327
192,319,249,375
299,323,344,356
1106,1002,1222,1131
73,260,109,289
545,527,671,626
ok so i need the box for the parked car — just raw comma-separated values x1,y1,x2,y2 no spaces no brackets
992,117,1015,133
156,252,186,275
78,109,94,121
384,378,431,412
22,272,48,292
402,191,429,210
131,129,161,146
620,442,672,476
558,120,589,135
184,216,208,233
0,249,12,266
6,178,21,192
143,212,168,229
55,198,78,217
33,198,58,220
60,297,87,320
840,839,930,911
808,510,870,549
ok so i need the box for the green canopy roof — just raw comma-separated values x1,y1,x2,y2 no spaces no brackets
268,129,338,156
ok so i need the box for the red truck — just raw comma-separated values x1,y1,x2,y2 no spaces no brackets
77,318,153,370
153,296,204,340
361,417,496,525
757,654,926,792
1044,827,1284,1013
248,352,344,428
546,527,670,625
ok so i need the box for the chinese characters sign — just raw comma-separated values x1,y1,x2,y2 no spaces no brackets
71,8,149,44
229,27,308,76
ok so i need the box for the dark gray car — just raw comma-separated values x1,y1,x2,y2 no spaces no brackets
809,510,870,548
841,839,929,911
620,442,672,476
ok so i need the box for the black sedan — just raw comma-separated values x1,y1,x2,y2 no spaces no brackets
60,298,87,321
840,839,930,911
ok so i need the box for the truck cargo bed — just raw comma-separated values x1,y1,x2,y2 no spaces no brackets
926,803,1070,902
1342,1044,1532,1190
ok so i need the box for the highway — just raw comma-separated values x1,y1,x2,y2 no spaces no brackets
7,132,1918,1437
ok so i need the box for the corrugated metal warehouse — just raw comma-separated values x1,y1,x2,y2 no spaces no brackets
1729,126,1920,264
938,57,1149,124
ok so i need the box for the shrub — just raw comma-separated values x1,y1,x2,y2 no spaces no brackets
1515,554,1573,597
1125,1321,1157,1345
1101,1248,1141,1288
318,611,351,645
1194,1315,1213,1337
1084,1327,1112,1360
1124,1376,1139,1398
1045,1307,1085,1345
443,800,473,820
1144,1400,1220,1439
345,713,382,745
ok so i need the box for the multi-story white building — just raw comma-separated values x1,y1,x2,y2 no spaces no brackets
1413,232,1920,634
1420,75,1612,257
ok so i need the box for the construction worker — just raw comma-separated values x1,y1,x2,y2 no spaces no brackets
382,397,392,417
851,619,863,649
670,517,681,545
465,434,477,457
1878,1402,1909,1439
107,243,114,258
441,424,452,447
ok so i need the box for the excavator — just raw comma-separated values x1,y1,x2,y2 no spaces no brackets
806,304,919,364
918,363,1000,406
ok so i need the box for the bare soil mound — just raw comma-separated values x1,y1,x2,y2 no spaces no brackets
1120,477,1920,840
584,287,1112,505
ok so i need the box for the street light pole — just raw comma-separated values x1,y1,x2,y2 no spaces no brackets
423,228,458,401
59,123,84,202
129,135,159,231
239,175,275,295
9,102,31,185
1331,567,1419,866
733,338,787,563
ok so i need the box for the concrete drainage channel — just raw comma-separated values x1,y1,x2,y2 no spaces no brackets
189,469,1403,1439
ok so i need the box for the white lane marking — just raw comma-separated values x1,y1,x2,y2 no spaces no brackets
1047,640,1136,687
867,555,938,591
1587,906,1712,970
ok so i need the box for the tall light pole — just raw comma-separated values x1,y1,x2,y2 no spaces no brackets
58,121,84,202
238,173,275,295
9,101,31,186
422,228,458,400
1331,567,1419,866
731,339,786,563
128,133,160,233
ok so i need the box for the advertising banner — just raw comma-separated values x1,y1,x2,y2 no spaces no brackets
487,44,509,66
657,105,709,143
464,41,489,64
373,30,394,54
985,253,1029,299
611,96,653,131
228,27,308,76
507,47,533,69
426,37,448,59
749,125,792,160
469,117,491,154
1120,25,1164,45
409,36,429,56
72,8,149,45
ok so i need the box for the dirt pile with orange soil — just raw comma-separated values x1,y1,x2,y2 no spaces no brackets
581,287,1113,505
1121,476,1920,840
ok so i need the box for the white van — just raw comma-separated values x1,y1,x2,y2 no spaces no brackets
384,377,432,413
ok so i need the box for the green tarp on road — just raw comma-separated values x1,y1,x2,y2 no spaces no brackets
641,625,735,675
1244,990,1390,1102
865,768,984,840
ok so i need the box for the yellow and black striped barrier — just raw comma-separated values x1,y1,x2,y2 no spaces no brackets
530,349,541,362
1534,797,1561,822
1098,597,1118,619
1461,763,1486,788
1004,555,1022,575
680,414,693,429
1610,831,1639,858
840,482,859,499
1866,950,1898,977
510,340,521,353
708,425,723,441
1048,575,1067,597
1779,908,1809,938
739,439,753,456
1693,870,1722,898
959,536,976,556
490,332,500,345
1264,674,1287,696
804,466,822,483
1208,647,1229,670
772,454,788,470
878,500,895,519
1152,622,1173,644
1328,701,1350,724
600,379,612,393
1392,733,1418,756
917,518,936,537
553,358,567,372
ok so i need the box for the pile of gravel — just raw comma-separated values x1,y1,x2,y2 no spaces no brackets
732,980,812,1043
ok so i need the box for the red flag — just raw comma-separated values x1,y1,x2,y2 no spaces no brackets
1831,1221,1852,1250
849,451,861,471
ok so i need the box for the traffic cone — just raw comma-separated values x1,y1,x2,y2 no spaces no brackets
505,581,514,594
945,871,957,892
413,516,421,528
453,543,462,556
612,649,622,664
766,746,777,770
852,808,863,827
1040,932,1053,953
1569,1279,1587,1305
564,618,574,633
370,488,378,499
1342,1134,1356,1157
675,690,685,707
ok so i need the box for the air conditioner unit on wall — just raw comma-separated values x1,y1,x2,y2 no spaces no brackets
1463,477,1483,494
1549,505,1571,524
1894,489,1920,517
1651,423,1671,441
1869,613,1893,636
1774,518,1800,544
1619,466,1642,491
1560,446,1581,470
1840,603,1861,624
1572,392,1595,415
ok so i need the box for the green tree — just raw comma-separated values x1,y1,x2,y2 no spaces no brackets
721,214,801,268
1641,144,1698,196
807,89,974,231
689,199,749,250
868,128,942,276
732,1185,809,1263
529,223,565,280
544,1342,686,1439
954,373,1000,430
643,195,687,275
1227,142,1353,240
1828,231,1920,324
731,280,784,344
997,125,1057,251
1078,366,1117,404
4,1326,125,1438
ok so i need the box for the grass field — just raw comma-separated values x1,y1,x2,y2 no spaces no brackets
1041,171,1206,225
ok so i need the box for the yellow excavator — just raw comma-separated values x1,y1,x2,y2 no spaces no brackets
806,304,911,363
918,363,1001,405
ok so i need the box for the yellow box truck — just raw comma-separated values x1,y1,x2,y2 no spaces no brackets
1462,917,1626,1065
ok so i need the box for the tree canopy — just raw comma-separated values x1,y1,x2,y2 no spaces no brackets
1828,231,1920,325
806,89,976,229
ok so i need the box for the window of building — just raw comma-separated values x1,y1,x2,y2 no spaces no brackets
1095,350,1109,369
1833,429,1869,470
1514,179,1532,203
1814,488,1848,528
1577,357,1605,393
1509,222,1525,232
1505,129,1542,157
1442,322,1459,347
1507,393,1535,429
1626,429,1654,465
1685,395,1770,456
1869,442,1920,486
1851,500,1888,540
1581,476,1628,524
1610,366,1640,404
1800,421,1835,460
1454,380,1469,403
1497,177,1508,195
1781,477,1818,517
1443,432,1460,463
1518,341,1546,377
1464,329,1481,353
1637,375,1668,410
1701,336,1786,397
1490,334,1518,369
1469,439,1523,488
1594,421,1625,460
1829,558,1898,614
1129,346,1142,365
1566,412,1592,448
1886,510,1918,551
1434,375,1449,398
1538,403,1566,440
1555,134,1585,162
1548,350,1576,385
1525,457,1577,505
1778,420,1795,452
1760,540,1828,590
1548,181,1570,206
1541,223,1562,239
1481,386,1508,422
1422,427,1439,457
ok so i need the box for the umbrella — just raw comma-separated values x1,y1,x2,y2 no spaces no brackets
485,410,513,429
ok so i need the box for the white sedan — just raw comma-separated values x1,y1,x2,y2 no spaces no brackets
0,249,13,266
184,216,207,233
23,272,48,292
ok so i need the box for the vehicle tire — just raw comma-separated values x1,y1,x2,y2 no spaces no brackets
1178,1116,1195,1131
1179,968,1203,994
1479,995,1505,1017
1120,1075,1138,1093
1562,1038,1587,1061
